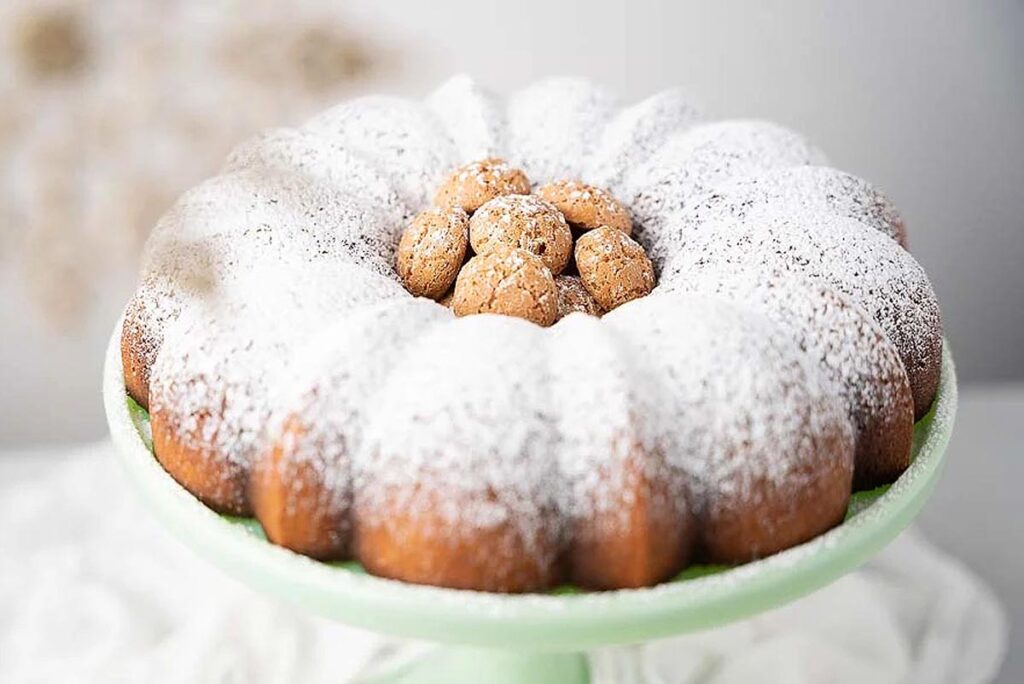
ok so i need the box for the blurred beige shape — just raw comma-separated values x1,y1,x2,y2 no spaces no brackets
0,0,396,329
15,7,90,79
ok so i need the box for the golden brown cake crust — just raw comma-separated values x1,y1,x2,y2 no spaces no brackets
121,317,153,409
567,446,696,590
852,368,915,489
250,414,350,560
150,403,253,517
698,424,853,563
575,227,655,311
120,283,180,410
911,354,942,421
354,486,563,593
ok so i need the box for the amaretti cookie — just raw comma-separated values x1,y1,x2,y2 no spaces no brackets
452,245,558,326
469,194,573,275
435,158,531,214
537,179,632,235
555,275,602,319
575,227,655,311
396,206,470,300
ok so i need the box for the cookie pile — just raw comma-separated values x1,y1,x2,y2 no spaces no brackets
396,159,655,326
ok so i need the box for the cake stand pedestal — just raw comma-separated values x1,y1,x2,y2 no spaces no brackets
355,647,589,683
103,329,957,683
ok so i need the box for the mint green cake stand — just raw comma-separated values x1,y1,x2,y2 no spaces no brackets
103,326,957,683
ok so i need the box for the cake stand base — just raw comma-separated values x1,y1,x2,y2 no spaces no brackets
357,647,589,684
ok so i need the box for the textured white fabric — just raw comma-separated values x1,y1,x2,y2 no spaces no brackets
0,443,379,683
0,442,1007,683
590,530,1007,683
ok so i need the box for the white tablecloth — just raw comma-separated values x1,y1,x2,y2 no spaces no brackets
0,442,1008,683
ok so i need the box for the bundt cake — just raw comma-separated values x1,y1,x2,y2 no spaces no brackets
120,75,943,593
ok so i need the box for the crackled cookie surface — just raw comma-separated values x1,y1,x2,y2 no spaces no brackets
555,275,602,319
396,207,470,300
451,245,558,326
537,179,632,235
435,158,530,213
576,227,655,311
469,194,573,275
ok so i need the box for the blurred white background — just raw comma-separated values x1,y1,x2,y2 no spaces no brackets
1,0,1022,444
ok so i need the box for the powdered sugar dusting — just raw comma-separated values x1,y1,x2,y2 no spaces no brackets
583,88,702,193
508,78,618,186
275,299,452,454
129,164,405,378
623,120,826,265
150,261,407,482
660,213,942,415
427,75,507,163
262,298,453,527
142,168,401,281
546,313,686,524
356,314,560,552
305,96,457,211
223,127,408,226
660,268,914,482
604,293,854,517
677,166,907,249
